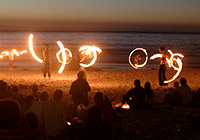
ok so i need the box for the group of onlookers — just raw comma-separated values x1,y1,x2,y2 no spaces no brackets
122,80,154,110
0,71,115,140
0,70,199,140
163,77,195,106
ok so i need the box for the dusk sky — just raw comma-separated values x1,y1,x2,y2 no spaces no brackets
0,0,200,32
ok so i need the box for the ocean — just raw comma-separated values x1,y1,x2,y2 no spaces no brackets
0,32,199,71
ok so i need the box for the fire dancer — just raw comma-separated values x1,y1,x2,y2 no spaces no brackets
8,52,14,70
43,44,51,79
159,47,168,86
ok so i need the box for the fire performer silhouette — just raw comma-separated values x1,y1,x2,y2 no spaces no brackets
43,44,51,79
159,47,168,86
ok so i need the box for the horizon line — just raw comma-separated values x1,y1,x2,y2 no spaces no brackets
0,29,199,35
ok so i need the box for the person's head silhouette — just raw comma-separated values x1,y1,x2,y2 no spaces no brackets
54,90,63,101
134,79,141,87
40,91,49,101
77,71,86,79
0,99,22,128
174,81,179,88
94,92,104,105
144,82,151,90
180,78,187,86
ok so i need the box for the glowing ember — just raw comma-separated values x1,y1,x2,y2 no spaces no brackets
121,103,130,110
79,45,102,68
28,34,43,63
67,122,71,126
150,50,184,83
56,41,72,74
129,48,148,69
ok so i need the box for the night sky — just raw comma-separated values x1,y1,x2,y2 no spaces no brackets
0,0,199,32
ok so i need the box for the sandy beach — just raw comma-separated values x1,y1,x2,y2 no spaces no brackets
1,68,200,139
0,68,199,105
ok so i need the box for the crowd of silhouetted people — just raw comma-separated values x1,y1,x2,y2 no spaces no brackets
0,71,200,140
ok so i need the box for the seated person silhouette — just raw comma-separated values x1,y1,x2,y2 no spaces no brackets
144,82,154,106
163,81,183,106
178,77,192,105
122,79,145,110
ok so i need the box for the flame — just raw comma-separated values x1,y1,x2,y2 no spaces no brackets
56,41,67,74
0,49,27,58
12,49,20,56
67,122,71,126
28,34,43,63
20,50,27,55
164,58,182,83
1,51,9,56
79,45,102,68
121,103,130,110
129,48,148,69
150,54,162,60
150,50,184,83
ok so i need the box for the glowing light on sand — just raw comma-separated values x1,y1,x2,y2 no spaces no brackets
150,50,184,83
129,48,148,69
79,45,102,68
121,103,130,110
29,34,43,63
56,41,72,74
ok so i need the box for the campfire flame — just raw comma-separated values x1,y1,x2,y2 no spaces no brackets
121,103,130,110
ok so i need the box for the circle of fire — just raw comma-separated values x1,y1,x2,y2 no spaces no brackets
79,45,102,68
56,41,73,74
129,48,148,69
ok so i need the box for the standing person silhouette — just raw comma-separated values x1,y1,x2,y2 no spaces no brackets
43,44,51,79
8,52,14,71
69,71,91,107
159,47,168,86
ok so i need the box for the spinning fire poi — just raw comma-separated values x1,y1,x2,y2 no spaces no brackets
29,34,73,75
29,34,102,74
56,41,72,74
0,49,27,70
129,47,184,85
150,48,184,85
129,48,148,69
79,45,102,68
